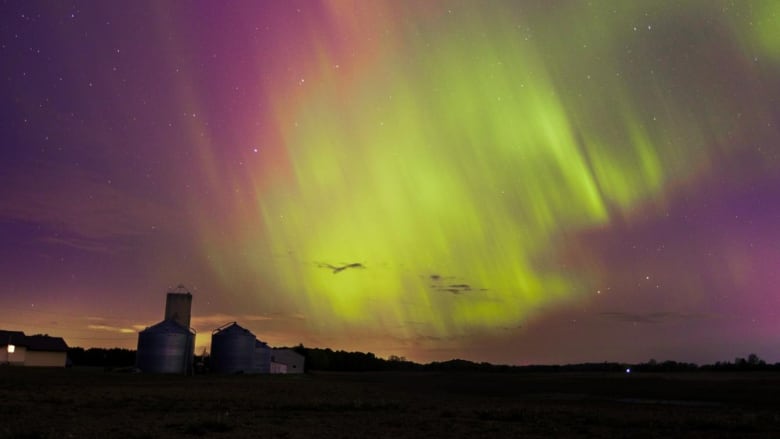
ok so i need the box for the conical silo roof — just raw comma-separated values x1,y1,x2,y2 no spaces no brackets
212,321,255,337
142,319,191,334
211,322,257,374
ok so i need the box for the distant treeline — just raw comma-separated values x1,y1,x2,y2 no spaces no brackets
67,346,778,373
68,347,136,368
290,346,780,373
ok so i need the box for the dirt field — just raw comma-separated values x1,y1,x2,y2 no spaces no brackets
2,368,780,438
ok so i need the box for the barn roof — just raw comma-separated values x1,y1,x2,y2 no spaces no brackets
0,330,26,346
25,335,68,352
0,330,68,352
272,348,304,359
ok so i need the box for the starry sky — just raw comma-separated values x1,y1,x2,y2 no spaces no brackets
1,0,779,365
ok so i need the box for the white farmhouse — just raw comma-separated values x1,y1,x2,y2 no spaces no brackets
0,330,68,367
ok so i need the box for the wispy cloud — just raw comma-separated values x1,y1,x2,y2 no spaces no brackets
599,311,710,324
39,235,120,254
316,262,366,274
426,273,488,295
191,312,305,329
87,324,136,334
0,161,177,253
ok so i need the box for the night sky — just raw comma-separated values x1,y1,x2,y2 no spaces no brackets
1,1,779,365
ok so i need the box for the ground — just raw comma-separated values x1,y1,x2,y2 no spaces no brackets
1,368,780,438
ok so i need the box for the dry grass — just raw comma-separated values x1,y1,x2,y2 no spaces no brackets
1,368,780,438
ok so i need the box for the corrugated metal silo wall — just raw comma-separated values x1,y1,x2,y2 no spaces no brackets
211,329,256,373
136,329,192,374
252,344,271,373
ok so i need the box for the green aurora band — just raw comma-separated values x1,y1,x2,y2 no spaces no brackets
202,1,779,342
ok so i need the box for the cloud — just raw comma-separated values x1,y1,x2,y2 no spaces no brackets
39,235,120,254
317,262,366,274
426,274,487,295
599,311,710,324
87,324,136,334
0,161,177,252
190,312,305,329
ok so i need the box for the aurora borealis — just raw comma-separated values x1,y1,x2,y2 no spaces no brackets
1,1,779,364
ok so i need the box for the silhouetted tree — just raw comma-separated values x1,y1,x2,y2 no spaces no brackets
68,347,135,368
748,353,765,366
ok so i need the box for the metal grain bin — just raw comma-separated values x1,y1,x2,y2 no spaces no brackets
253,340,271,374
136,320,195,374
211,322,256,374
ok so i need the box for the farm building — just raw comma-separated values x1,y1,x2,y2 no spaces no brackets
209,322,302,374
254,340,271,373
136,286,195,374
271,348,305,374
270,361,288,374
210,322,274,374
211,322,257,374
0,330,68,367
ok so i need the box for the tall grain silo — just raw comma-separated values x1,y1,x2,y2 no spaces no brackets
211,322,256,374
136,320,195,374
164,285,192,329
136,285,195,374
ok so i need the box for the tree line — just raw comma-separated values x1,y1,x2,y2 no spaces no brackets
66,345,778,373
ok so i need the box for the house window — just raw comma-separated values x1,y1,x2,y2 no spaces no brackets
7,344,14,353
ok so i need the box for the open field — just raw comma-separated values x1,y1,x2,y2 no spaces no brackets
2,368,780,438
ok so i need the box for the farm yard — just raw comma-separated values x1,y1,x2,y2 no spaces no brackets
2,368,780,438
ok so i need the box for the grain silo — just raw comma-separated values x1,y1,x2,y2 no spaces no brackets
135,285,195,374
211,322,257,374
136,319,195,374
253,340,271,373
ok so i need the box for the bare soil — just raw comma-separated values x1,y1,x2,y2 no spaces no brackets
1,368,780,438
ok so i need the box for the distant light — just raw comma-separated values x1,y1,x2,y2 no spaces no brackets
8,344,15,353
625,368,631,374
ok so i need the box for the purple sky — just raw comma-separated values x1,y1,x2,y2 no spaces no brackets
1,1,779,364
